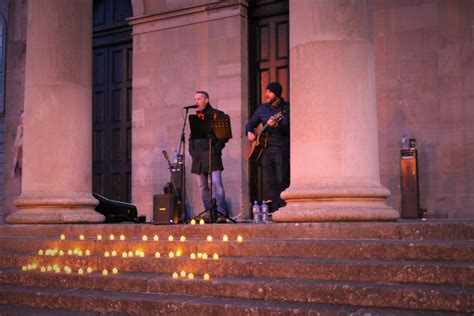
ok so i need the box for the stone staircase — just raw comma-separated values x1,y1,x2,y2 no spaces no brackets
0,221,472,315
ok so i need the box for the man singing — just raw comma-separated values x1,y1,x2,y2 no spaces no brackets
189,91,229,223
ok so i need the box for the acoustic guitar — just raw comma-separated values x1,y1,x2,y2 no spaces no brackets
247,110,286,161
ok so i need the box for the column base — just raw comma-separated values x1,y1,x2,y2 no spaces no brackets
272,181,400,222
272,200,399,222
6,195,105,224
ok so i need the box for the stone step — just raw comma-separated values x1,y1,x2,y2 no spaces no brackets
0,221,473,240
0,274,472,313
1,236,473,262
3,250,473,286
0,304,125,316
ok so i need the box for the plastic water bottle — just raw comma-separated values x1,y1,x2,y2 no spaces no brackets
261,201,269,224
401,134,409,150
252,201,261,224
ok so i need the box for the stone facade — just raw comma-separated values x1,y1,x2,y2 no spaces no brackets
1,0,26,223
375,0,474,219
0,0,472,223
129,0,249,220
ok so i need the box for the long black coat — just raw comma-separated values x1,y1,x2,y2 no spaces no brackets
189,104,229,174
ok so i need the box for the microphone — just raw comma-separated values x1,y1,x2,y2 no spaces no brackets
183,105,198,109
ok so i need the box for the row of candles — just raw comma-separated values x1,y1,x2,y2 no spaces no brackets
37,248,220,260
23,262,214,280
23,263,211,280
59,234,243,243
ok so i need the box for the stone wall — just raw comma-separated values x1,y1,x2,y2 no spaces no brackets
375,0,474,218
129,1,249,221
1,0,26,223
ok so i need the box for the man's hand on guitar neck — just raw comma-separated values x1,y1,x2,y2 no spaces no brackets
247,131,256,142
267,116,278,127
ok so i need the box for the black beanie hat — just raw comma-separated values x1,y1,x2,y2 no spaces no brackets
266,82,282,98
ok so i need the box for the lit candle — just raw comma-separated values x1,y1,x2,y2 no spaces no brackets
32,263,38,269
207,235,213,242
142,235,148,241
111,250,117,256
175,249,182,257
180,270,186,278
190,219,196,225
180,236,186,242
122,252,128,258
60,234,66,240
153,235,159,241
202,253,208,260
21,266,27,271
47,265,52,272
67,250,73,256
53,264,59,271
87,267,93,273
38,249,44,256
190,253,196,259
237,235,243,242
172,272,179,279
97,234,102,241
40,267,46,273
112,268,118,274
109,234,115,241
120,234,126,241
104,251,110,257
78,268,84,275
213,253,219,260
54,267,60,273
222,235,229,242
77,250,83,256
168,251,175,258
168,235,174,242
197,253,203,258
128,251,133,257
73,249,78,255
45,250,51,256
27,264,32,270
79,234,85,240
188,273,194,280
199,219,205,225
85,250,91,256
203,273,210,281
59,250,64,256
102,269,108,276
140,251,145,258
155,252,161,258
65,266,71,274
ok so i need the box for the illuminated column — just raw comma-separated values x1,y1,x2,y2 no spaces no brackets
273,0,399,222
6,0,104,223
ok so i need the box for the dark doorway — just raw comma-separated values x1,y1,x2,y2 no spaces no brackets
92,0,133,202
248,0,289,205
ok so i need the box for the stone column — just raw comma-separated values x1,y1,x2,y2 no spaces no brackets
273,0,399,222
6,0,104,223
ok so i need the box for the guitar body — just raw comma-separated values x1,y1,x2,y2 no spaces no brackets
248,124,269,161
247,110,286,161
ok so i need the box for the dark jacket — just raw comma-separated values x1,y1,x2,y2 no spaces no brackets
189,104,229,174
245,100,290,151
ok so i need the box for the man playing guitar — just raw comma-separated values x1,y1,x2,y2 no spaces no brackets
246,82,290,214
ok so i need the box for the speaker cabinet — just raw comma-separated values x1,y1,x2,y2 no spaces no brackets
153,194,178,224
400,149,420,218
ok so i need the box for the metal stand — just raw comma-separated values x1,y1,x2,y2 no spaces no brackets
175,108,190,223
188,114,235,224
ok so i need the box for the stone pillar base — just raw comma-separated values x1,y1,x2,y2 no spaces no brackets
272,201,399,222
6,195,104,224
272,181,400,222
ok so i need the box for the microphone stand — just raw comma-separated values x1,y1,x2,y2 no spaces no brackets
176,108,190,223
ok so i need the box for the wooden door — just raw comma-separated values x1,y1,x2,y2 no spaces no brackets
92,0,132,202
249,0,289,204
